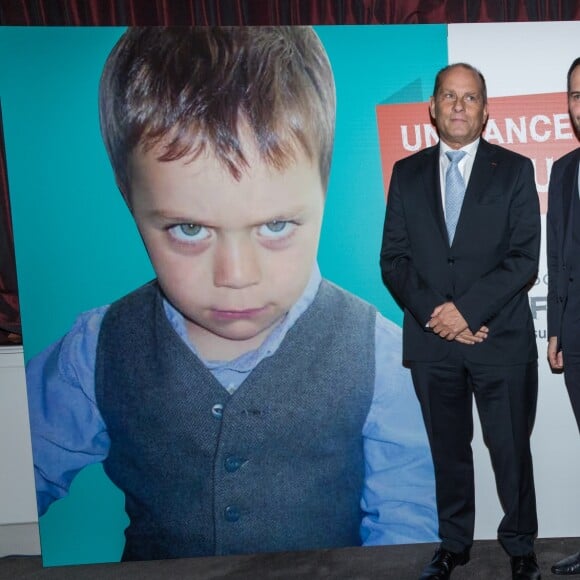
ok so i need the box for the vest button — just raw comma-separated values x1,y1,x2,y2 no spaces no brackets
224,505,240,522
225,456,243,472
211,403,224,419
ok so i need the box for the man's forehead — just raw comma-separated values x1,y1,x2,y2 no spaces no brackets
570,65,580,88
439,68,481,89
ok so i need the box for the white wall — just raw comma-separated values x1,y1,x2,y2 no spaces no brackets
0,346,40,556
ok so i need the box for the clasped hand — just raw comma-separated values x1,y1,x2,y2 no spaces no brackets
428,302,488,345
547,336,563,370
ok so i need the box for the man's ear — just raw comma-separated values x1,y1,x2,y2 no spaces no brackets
429,96,436,120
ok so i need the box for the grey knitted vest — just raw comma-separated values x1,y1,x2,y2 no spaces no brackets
95,279,375,561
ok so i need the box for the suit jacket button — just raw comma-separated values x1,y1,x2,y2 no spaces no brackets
447,258,455,265
446,294,453,300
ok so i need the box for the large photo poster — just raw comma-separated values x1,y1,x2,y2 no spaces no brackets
2,21,579,568
0,25,447,565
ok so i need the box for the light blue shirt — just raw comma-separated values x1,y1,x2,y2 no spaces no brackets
26,266,438,547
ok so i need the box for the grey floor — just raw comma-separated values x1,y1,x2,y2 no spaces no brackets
0,537,578,579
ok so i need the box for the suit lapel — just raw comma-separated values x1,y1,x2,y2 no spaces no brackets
464,139,496,204
562,150,580,261
451,139,496,248
421,145,448,244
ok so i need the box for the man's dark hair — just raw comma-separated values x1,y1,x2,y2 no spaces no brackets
567,57,580,93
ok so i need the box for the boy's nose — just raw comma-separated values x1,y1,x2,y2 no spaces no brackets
213,237,260,289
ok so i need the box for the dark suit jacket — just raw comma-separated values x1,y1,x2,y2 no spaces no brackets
380,139,540,365
547,147,580,345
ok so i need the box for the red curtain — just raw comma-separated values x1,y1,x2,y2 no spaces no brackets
1,0,579,25
0,104,21,344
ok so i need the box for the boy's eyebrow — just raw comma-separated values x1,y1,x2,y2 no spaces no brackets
135,208,214,226
138,204,311,225
139,209,195,222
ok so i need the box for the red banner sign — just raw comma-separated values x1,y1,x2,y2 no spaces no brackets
377,92,576,213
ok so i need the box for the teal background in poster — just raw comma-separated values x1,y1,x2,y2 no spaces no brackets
0,26,447,565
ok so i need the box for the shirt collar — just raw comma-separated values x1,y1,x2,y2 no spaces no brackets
439,137,480,160
163,263,323,370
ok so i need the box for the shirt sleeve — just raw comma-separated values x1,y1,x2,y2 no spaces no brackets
25,306,110,516
361,312,439,545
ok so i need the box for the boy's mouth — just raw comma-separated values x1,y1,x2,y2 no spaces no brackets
211,307,267,320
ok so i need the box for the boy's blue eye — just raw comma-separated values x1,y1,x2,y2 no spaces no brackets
179,224,202,236
168,223,210,243
266,221,287,232
258,220,295,239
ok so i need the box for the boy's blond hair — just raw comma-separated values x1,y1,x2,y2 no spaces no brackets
98,26,336,201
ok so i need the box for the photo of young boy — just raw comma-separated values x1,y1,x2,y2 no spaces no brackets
21,26,438,562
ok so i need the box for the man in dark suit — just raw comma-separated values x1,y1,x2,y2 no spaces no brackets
547,56,580,577
380,63,541,580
